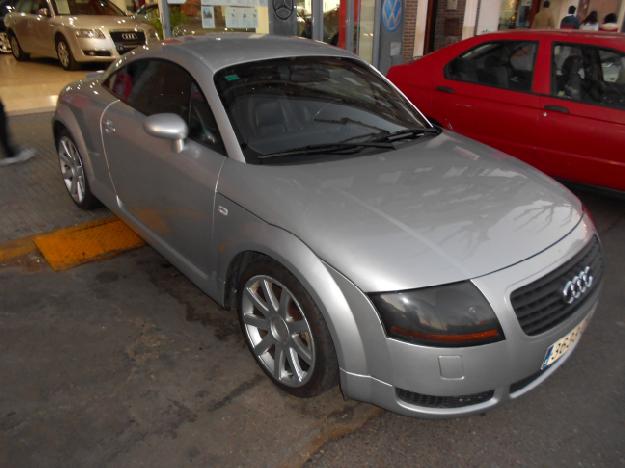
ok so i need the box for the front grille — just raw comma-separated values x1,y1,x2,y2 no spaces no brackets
510,369,544,394
510,236,602,336
396,388,494,408
109,31,146,53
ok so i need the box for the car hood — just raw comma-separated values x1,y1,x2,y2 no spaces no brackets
219,132,582,292
54,15,150,30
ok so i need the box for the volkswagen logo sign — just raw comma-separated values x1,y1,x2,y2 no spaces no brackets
382,0,402,32
272,0,294,21
121,32,137,41
562,266,593,305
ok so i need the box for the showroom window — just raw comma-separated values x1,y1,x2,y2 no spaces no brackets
552,43,625,110
445,41,538,92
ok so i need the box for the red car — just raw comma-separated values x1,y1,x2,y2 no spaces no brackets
388,30,625,193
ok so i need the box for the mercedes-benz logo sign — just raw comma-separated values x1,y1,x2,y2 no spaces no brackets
121,33,137,41
272,0,294,21
562,266,593,305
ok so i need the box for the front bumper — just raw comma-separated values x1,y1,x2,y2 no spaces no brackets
68,32,156,63
332,216,600,417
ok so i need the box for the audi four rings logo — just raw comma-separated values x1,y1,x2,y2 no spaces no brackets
121,33,137,41
562,266,593,304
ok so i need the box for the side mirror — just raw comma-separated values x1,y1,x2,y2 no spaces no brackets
37,7,50,16
144,113,188,153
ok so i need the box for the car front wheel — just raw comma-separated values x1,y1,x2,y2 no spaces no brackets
56,37,79,70
238,259,339,397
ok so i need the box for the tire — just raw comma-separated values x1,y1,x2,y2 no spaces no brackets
56,130,100,209
8,32,29,61
56,37,79,70
238,259,339,397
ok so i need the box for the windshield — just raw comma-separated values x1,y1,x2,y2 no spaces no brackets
215,56,431,163
52,0,125,15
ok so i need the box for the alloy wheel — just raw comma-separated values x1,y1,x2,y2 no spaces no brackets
57,41,69,68
58,136,86,204
10,36,19,58
241,275,315,387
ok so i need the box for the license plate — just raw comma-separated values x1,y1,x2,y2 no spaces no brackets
541,319,588,370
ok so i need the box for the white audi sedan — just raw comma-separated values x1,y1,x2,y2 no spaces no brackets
52,34,603,417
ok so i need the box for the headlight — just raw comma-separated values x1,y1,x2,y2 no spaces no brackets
369,282,504,347
149,29,160,40
74,28,105,39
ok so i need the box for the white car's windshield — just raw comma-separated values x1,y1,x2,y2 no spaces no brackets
52,0,124,15
215,56,433,163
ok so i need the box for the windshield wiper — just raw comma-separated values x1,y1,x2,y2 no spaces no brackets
371,128,440,143
257,141,393,160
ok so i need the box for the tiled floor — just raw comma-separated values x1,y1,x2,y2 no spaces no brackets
0,54,99,114
0,112,108,243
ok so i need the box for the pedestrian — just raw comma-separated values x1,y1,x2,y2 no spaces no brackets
599,13,619,31
560,5,580,29
580,11,599,30
532,1,555,29
0,98,35,166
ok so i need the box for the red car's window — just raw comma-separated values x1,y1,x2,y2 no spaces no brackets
552,43,625,110
445,41,538,93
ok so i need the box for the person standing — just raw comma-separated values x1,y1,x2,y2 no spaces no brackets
0,98,36,166
580,11,599,30
532,1,555,28
560,5,581,29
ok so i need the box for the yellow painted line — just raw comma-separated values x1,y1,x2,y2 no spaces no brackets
0,236,37,263
33,217,145,271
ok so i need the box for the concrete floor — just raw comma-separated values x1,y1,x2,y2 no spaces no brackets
0,189,623,467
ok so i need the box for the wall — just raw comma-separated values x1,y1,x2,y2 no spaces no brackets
402,0,419,60
433,0,466,50
476,0,500,33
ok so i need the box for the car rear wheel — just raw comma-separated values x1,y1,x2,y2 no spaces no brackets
9,32,28,61
56,131,99,209
56,38,79,70
238,259,338,397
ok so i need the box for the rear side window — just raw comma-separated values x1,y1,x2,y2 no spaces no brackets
104,59,191,119
445,41,538,92
16,0,34,12
103,59,225,154
552,43,625,110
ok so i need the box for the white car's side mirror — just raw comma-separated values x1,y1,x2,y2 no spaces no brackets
143,113,188,153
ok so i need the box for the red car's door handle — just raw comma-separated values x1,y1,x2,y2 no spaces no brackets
544,104,570,114
436,86,455,94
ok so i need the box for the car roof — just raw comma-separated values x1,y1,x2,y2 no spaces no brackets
157,33,355,73
476,29,625,47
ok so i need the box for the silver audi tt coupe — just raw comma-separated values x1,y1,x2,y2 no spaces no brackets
53,34,603,417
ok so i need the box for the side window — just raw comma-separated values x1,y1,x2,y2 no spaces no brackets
104,61,144,102
105,59,191,119
552,44,625,110
17,0,34,13
188,81,225,154
445,41,537,92
104,60,226,155
30,0,46,14
128,60,191,118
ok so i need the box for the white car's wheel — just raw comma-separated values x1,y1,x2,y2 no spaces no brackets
56,38,79,70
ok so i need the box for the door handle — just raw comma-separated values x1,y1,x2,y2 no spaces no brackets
544,104,570,114
103,119,116,134
436,85,455,94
